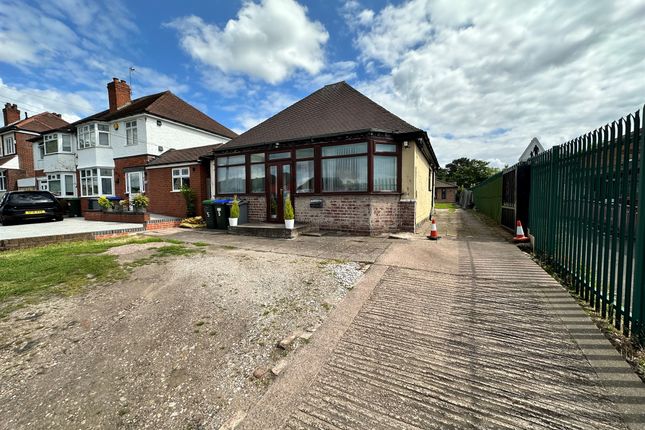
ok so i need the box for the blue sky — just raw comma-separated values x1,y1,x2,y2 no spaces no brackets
2,0,645,167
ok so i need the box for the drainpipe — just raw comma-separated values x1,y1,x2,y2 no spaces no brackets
209,158,216,199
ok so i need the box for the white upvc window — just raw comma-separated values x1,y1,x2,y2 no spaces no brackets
172,167,190,191
98,124,110,146
78,124,96,149
0,170,6,191
38,142,45,159
80,168,113,197
3,135,16,155
126,171,145,194
126,120,138,146
44,133,59,154
47,173,76,197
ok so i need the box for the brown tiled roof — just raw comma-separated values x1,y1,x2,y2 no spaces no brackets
55,92,237,139
147,143,223,167
0,112,69,134
217,81,422,151
435,179,458,188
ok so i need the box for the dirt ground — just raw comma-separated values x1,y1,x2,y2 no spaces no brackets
0,241,367,429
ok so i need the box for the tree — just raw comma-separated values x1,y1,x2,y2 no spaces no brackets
436,157,500,189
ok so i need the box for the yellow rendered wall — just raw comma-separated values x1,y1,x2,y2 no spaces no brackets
401,144,434,225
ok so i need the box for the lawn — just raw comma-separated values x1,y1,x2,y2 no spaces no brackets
435,202,460,210
0,237,196,317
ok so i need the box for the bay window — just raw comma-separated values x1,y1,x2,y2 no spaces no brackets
172,167,190,191
373,143,398,192
126,121,138,146
217,155,245,194
47,173,76,196
44,134,59,154
62,134,72,152
3,135,15,155
322,143,368,192
80,168,113,196
296,147,314,193
78,124,96,149
250,153,265,193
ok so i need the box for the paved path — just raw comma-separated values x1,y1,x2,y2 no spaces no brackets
0,217,142,240
240,209,645,429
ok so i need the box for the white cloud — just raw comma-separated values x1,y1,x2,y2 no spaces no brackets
0,78,95,123
348,0,645,166
167,0,329,85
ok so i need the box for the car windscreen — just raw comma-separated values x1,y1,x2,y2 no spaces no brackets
7,193,56,206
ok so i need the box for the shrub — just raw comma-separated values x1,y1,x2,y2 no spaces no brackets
180,185,196,217
97,195,113,210
132,194,150,209
284,197,294,220
230,195,240,218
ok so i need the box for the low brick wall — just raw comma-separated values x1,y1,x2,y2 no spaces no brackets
0,228,144,252
84,210,150,223
143,218,182,231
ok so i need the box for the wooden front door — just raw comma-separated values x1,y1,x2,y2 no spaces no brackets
267,162,291,222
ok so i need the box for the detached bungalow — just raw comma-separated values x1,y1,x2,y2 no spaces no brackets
208,82,438,234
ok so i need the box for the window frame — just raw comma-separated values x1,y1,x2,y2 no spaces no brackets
216,155,246,195
126,170,145,194
372,141,399,193
295,146,315,195
125,120,138,146
320,142,369,193
248,152,266,194
0,169,6,191
171,167,190,192
80,168,113,197
3,135,16,155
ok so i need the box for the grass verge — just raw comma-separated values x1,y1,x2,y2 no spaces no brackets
435,202,459,211
0,236,196,318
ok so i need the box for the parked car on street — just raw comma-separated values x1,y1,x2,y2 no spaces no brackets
0,191,64,225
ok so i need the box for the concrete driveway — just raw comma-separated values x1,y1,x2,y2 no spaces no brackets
239,208,645,430
0,217,143,241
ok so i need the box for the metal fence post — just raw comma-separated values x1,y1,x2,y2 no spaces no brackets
631,107,645,345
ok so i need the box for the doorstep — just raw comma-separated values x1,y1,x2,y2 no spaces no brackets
227,222,317,239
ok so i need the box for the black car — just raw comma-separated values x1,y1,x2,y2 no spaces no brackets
0,191,65,225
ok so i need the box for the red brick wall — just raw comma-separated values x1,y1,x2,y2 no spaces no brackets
15,132,35,177
5,168,25,191
114,155,155,198
84,210,149,223
145,163,209,219
435,187,458,203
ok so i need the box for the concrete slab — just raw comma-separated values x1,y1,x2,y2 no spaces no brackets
239,208,645,430
0,217,143,241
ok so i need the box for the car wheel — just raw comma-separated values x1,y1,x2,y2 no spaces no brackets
54,216,64,222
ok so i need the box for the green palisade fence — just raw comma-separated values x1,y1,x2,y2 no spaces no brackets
529,106,645,345
472,172,503,223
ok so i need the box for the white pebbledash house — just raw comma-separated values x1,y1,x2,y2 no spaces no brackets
30,78,237,212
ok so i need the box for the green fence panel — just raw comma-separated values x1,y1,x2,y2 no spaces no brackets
529,106,645,345
472,172,503,223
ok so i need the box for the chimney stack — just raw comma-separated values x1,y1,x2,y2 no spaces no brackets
3,103,20,126
107,77,131,112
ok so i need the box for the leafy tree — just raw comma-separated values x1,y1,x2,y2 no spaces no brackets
436,157,500,189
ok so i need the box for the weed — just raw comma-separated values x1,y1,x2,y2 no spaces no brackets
222,245,237,250
193,242,210,247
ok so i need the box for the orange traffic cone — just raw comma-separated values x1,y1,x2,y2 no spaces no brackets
427,218,441,240
513,220,530,243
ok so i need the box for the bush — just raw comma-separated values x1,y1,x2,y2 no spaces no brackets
284,197,294,220
132,194,149,209
230,195,240,218
180,185,196,217
97,195,113,210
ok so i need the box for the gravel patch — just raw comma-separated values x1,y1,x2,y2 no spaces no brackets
0,245,356,429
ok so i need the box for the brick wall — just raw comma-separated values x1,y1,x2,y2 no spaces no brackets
84,210,149,223
114,155,155,198
146,163,209,219
435,187,458,203
15,132,35,177
4,168,25,192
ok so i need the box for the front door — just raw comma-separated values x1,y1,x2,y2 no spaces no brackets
267,162,291,222
126,171,145,197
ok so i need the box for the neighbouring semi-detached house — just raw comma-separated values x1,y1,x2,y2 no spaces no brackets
29,78,237,212
208,81,439,234
145,144,222,218
0,103,69,194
